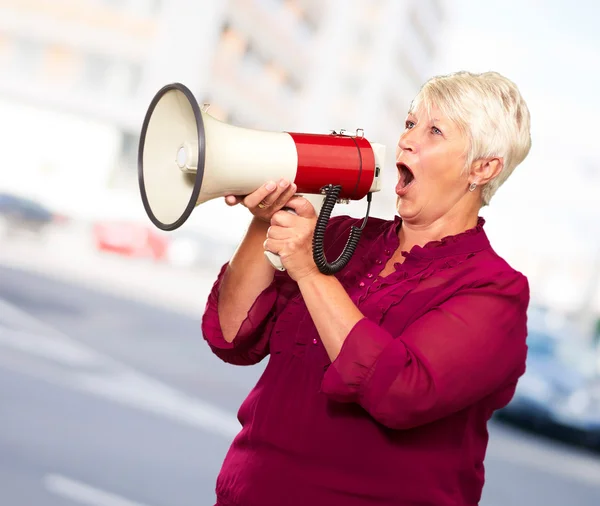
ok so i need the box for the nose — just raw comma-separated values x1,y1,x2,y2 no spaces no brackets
398,129,415,153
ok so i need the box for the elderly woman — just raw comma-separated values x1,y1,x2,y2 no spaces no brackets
201,70,532,506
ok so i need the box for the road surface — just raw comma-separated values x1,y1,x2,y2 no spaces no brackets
0,243,599,505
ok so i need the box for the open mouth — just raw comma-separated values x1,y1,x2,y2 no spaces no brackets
396,163,415,190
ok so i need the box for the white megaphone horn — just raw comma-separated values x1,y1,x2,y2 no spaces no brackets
138,83,386,275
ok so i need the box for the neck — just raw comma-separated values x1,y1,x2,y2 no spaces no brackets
397,211,480,255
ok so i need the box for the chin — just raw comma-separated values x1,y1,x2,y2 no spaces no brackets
395,198,423,223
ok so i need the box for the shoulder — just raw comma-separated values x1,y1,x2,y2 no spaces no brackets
462,246,530,305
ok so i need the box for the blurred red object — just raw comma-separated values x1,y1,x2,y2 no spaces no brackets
92,221,168,261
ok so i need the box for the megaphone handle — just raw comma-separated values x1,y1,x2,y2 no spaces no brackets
263,193,326,272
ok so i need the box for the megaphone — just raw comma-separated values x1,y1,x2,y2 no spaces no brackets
138,82,386,275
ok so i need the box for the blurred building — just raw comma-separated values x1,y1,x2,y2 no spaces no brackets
0,0,445,221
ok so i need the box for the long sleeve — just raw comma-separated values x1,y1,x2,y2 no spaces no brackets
321,272,530,429
201,262,280,365
201,214,353,366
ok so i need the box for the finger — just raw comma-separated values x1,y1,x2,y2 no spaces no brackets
258,182,297,218
266,225,289,240
271,182,297,210
283,196,317,218
270,209,297,227
258,178,293,210
263,237,285,255
224,195,242,206
244,180,281,209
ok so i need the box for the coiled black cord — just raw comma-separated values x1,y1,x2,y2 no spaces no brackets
313,184,372,275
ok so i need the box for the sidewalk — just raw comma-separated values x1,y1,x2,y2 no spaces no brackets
0,225,223,317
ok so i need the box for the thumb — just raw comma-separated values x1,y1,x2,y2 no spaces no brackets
224,195,243,206
284,196,317,218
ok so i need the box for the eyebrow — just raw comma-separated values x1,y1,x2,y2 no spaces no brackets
407,114,443,124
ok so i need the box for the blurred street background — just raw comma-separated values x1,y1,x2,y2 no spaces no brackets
0,0,599,505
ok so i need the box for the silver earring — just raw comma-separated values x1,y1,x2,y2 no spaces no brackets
469,182,477,192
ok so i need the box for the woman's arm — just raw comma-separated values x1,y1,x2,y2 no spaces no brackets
218,217,277,343
201,180,297,365
297,273,364,360
299,271,529,430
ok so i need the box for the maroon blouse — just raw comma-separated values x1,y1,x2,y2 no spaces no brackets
201,215,529,506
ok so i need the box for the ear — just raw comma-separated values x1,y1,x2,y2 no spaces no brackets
469,157,503,186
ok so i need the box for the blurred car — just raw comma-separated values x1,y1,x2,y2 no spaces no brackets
0,192,65,237
498,316,600,448
165,229,237,270
92,220,169,261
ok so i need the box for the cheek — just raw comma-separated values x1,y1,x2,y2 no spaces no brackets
420,153,449,182
420,154,465,192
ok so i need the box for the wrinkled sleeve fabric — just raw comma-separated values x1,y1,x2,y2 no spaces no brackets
201,262,281,366
201,214,356,366
321,273,530,429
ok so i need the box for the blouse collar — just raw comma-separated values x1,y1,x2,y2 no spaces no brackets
384,215,490,260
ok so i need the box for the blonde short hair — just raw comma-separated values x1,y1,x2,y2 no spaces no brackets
409,71,532,205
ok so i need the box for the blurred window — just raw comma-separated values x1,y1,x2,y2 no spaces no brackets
130,0,162,15
93,0,162,16
107,60,142,97
220,23,247,58
0,32,9,70
265,61,287,87
13,37,44,77
430,0,444,22
408,7,435,59
397,48,422,91
44,44,77,84
119,132,138,173
282,0,318,39
258,0,284,8
81,53,111,93
80,54,141,97
219,14,303,101
99,0,128,8
241,42,264,78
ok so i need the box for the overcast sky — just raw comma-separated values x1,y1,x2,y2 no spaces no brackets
433,0,599,236
436,0,599,152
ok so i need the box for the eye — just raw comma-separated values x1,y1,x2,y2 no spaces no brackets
405,120,415,129
431,126,443,135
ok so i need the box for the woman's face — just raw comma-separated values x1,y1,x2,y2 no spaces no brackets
395,104,472,224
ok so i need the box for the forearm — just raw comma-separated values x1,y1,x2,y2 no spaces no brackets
297,273,364,361
218,217,275,342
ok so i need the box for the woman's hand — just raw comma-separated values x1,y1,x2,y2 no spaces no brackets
264,196,320,282
224,178,297,223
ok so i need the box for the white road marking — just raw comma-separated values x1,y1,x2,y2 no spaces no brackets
0,298,240,438
0,327,103,367
3,299,600,487
44,474,154,506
